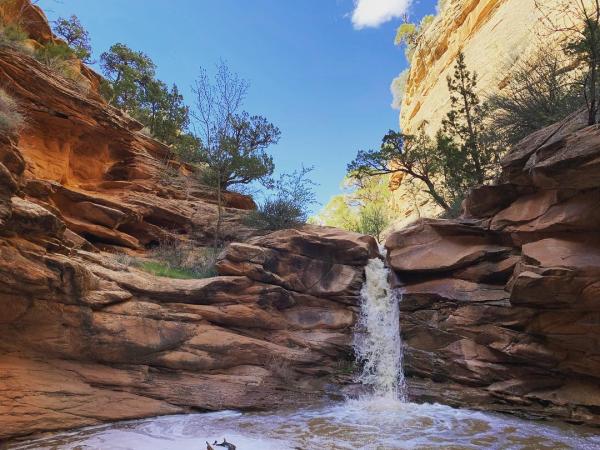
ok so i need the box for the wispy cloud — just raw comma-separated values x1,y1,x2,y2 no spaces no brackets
351,0,413,29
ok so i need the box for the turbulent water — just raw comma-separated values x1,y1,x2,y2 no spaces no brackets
10,403,600,449
10,256,600,449
353,254,406,400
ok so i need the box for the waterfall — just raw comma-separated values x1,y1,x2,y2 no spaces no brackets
353,252,406,401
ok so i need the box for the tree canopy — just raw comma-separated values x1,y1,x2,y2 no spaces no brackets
52,15,92,62
191,61,281,245
349,52,500,216
100,43,193,147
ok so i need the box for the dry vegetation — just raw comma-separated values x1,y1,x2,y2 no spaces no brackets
0,88,24,134
112,239,220,280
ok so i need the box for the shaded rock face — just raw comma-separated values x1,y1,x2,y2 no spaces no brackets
0,6,379,440
386,110,600,425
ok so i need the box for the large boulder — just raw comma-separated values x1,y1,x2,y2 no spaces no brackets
217,227,378,303
386,220,510,274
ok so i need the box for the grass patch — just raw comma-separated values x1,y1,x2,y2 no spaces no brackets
111,239,221,280
137,260,199,279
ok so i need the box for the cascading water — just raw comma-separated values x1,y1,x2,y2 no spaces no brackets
352,250,406,401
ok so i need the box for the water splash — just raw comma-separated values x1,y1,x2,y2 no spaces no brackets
353,252,406,400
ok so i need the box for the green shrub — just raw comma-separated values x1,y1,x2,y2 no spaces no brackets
355,204,390,242
245,197,305,231
172,133,202,164
0,23,29,52
244,166,317,231
34,42,90,92
487,50,584,145
0,89,24,134
35,42,74,68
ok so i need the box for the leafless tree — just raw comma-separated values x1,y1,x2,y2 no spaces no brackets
191,61,280,247
192,62,247,248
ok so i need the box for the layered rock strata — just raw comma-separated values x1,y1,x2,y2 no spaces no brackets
0,5,379,439
0,205,375,439
0,46,256,251
0,84,377,438
387,110,600,425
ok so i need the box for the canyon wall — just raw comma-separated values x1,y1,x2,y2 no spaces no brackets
387,109,600,424
399,0,579,135
0,2,378,440
391,0,595,234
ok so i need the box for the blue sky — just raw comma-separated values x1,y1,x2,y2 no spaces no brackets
38,0,436,208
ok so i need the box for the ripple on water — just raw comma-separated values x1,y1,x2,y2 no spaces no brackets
9,400,600,450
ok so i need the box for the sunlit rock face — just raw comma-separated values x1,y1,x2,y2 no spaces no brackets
386,109,600,425
399,0,585,135
389,0,595,225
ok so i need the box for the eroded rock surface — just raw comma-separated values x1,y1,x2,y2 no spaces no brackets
0,180,374,438
0,5,377,440
387,111,600,425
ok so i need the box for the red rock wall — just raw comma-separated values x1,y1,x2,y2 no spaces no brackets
0,46,258,251
386,109,600,425
0,13,378,440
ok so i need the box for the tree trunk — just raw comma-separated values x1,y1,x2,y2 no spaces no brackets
589,40,598,125
413,173,451,212
214,176,223,251
459,71,484,184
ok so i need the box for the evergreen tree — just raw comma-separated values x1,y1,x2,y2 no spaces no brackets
138,81,189,145
348,53,501,217
100,44,192,149
441,51,493,186
192,62,280,247
348,128,451,212
53,15,92,62
100,43,156,111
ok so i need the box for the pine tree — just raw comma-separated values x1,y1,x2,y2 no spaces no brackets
440,51,499,200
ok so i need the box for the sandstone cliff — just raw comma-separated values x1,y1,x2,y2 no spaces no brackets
399,0,579,135
0,2,379,440
386,109,600,424
390,0,595,231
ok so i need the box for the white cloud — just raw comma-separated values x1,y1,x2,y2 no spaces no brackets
351,0,413,29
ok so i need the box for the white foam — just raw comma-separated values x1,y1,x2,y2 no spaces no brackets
12,403,600,449
353,253,406,400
